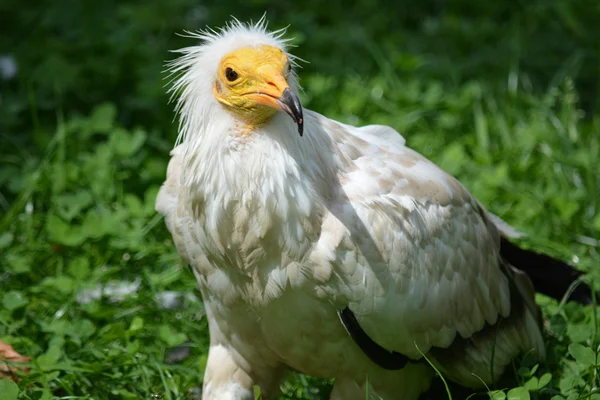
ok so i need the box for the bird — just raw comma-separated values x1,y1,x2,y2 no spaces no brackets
156,19,592,400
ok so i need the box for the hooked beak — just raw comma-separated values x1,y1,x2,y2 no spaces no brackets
247,75,304,136
277,88,304,136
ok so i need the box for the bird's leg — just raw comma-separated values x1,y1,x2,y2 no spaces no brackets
330,377,369,400
202,343,282,400
330,366,433,400
202,344,255,400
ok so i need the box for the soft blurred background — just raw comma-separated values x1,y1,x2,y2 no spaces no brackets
0,0,599,399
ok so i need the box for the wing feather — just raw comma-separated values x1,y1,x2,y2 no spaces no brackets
156,145,194,265
311,116,544,384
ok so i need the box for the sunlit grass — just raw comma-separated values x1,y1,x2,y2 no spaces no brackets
2,72,598,400
1,1,599,398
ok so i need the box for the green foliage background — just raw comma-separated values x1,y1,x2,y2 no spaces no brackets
0,0,599,399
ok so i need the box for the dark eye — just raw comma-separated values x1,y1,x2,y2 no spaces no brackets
286,63,292,73
225,67,239,82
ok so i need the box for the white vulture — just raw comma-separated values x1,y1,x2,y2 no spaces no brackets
156,19,592,400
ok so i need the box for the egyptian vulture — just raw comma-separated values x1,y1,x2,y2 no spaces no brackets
156,20,591,400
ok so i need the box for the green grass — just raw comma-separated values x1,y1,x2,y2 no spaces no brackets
1,0,600,399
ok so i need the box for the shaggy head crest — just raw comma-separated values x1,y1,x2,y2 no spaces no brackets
167,17,303,145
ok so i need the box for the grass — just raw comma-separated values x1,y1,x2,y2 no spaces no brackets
1,1,599,399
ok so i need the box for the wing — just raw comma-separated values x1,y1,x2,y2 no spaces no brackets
156,145,195,265
308,112,544,385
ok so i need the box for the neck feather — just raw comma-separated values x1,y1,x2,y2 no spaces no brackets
178,108,337,270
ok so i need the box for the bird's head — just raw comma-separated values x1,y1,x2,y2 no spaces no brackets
169,19,304,140
213,45,303,136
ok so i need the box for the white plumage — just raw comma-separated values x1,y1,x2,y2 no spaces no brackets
156,19,546,399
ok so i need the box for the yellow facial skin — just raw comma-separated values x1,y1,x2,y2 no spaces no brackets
213,45,294,130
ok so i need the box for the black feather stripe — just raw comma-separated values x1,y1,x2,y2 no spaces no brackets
338,307,412,370
500,237,593,305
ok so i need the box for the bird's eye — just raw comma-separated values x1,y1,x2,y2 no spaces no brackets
286,63,292,74
225,67,239,82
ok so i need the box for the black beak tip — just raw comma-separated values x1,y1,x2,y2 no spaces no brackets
280,88,304,137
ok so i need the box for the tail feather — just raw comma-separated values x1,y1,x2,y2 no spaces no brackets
500,237,593,305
